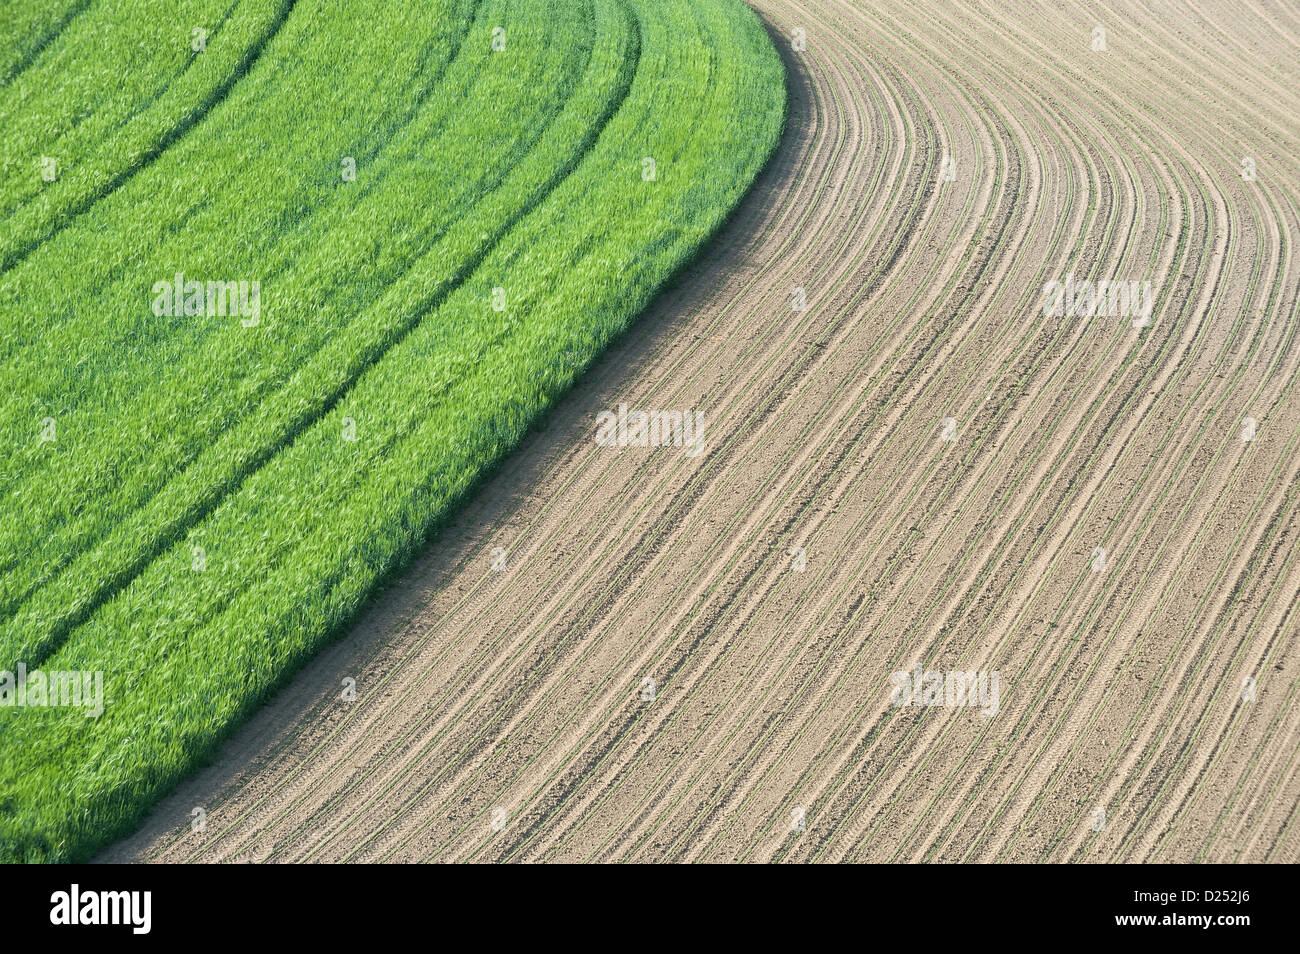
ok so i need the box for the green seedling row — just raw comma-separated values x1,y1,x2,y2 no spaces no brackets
0,0,785,861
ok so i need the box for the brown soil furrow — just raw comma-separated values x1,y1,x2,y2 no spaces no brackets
101,0,1300,865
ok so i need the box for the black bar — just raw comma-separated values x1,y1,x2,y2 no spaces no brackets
0,863,1284,941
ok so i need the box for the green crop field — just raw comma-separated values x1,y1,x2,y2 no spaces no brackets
0,0,784,862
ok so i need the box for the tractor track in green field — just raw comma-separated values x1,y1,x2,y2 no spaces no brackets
0,0,300,276
3,0,637,676
0,0,92,88
109,0,1300,864
2,0,786,862
17,0,1300,864
229,5,950,863
134,0,894,868
136,0,1058,862
136,7,844,864
0,0,483,631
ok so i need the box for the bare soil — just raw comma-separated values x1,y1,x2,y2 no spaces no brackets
104,0,1300,863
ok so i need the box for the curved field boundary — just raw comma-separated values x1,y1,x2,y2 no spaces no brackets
105,0,1300,864
0,0,785,862
155,20,889,862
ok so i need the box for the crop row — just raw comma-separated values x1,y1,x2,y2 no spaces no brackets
0,0,785,861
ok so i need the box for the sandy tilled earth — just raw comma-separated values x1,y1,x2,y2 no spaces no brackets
107,0,1300,862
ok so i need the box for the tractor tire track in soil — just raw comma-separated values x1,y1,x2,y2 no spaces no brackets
105,0,1300,863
